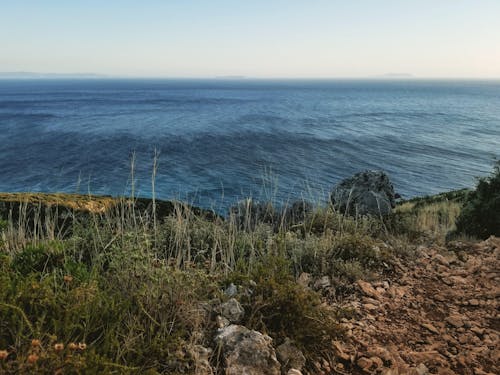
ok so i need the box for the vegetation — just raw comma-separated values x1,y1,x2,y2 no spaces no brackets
0,170,487,374
455,161,500,239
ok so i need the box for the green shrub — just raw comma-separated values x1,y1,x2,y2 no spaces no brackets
455,162,500,239
233,255,343,362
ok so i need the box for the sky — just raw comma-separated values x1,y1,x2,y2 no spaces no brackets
1,0,500,78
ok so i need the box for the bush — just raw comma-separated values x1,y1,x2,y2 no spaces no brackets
455,162,500,239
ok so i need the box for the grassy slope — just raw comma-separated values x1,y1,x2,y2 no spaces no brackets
0,190,468,374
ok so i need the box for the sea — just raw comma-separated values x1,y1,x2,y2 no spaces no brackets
0,79,499,212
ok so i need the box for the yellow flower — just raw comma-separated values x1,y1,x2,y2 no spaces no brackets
78,343,87,350
54,343,64,352
27,354,39,363
0,350,8,360
68,343,78,351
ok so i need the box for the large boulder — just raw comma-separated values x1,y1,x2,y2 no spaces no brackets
331,170,396,216
215,325,281,375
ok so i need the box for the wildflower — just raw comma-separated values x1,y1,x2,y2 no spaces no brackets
31,339,41,347
78,343,87,350
54,343,64,352
0,350,8,360
68,343,78,351
63,275,73,283
27,354,39,363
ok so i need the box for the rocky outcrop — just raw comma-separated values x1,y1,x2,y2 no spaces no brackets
215,325,281,375
331,170,396,216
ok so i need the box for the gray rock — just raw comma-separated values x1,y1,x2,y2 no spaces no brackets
276,338,306,371
224,283,238,297
215,324,281,375
313,275,331,290
331,170,396,216
221,298,245,323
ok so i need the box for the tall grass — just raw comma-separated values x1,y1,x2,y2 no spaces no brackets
0,176,466,373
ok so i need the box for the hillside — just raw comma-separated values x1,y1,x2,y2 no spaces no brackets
0,188,498,374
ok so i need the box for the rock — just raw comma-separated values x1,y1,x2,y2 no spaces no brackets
224,283,238,297
189,345,214,375
314,276,331,290
287,369,303,375
221,298,245,323
332,340,351,361
357,357,374,372
276,338,306,371
216,315,230,329
421,323,440,335
357,280,381,300
297,272,312,288
330,170,396,216
215,325,280,375
469,298,480,306
415,363,429,375
445,315,464,328
370,356,384,368
363,303,378,311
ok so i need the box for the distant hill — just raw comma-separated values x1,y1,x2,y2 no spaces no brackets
0,71,106,79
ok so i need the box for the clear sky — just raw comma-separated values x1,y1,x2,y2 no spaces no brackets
1,0,499,78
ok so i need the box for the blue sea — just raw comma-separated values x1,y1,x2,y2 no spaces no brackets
0,79,499,212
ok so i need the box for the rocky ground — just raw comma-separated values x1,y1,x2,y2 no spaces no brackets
331,237,499,375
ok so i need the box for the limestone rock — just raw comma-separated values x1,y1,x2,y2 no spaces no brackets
215,324,280,375
221,298,245,323
276,338,306,371
331,170,396,216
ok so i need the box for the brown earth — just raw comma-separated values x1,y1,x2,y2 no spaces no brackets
331,237,499,375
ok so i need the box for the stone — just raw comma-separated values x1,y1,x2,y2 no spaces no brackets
415,363,429,375
330,170,396,216
332,340,351,361
287,370,303,375
358,280,381,300
370,356,384,368
297,272,312,288
215,325,280,375
469,298,480,306
314,276,331,289
357,357,374,372
216,315,230,329
421,323,440,335
445,315,464,328
224,283,238,297
221,298,245,323
276,338,306,371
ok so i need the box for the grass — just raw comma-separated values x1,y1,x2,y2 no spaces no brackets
0,188,466,373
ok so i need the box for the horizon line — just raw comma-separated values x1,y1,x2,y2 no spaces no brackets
1,73,500,81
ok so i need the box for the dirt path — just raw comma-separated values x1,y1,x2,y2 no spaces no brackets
333,237,499,375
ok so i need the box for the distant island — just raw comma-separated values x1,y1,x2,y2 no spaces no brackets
0,72,106,79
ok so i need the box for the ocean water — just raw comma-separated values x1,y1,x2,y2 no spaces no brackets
0,79,499,212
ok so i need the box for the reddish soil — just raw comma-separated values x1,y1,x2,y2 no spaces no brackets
333,237,499,375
